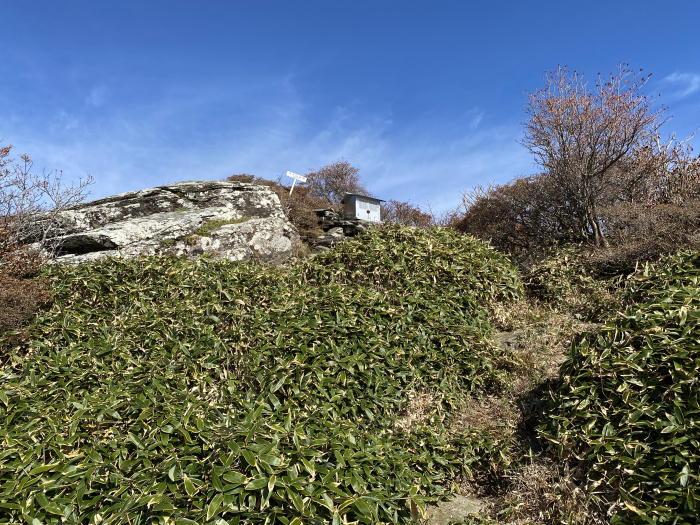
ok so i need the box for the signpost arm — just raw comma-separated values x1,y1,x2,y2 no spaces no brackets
284,171,306,196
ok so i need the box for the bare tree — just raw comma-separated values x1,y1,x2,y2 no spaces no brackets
520,64,666,246
303,159,371,208
646,132,700,205
382,199,435,229
1,138,94,261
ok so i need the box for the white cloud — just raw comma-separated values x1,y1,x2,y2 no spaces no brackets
0,78,531,216
662,72,700,99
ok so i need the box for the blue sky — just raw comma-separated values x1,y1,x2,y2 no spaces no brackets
2,1,699,213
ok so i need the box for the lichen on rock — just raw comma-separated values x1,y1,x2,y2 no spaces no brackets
26,180,301,265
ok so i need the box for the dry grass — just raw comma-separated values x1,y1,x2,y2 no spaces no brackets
451,395,517,434
393,390,445,433
489,299,600,381
446,296,620,523
491,458,615,525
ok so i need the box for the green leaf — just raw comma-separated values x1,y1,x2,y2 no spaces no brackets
286,488,304,512
321,492,334,510
244,477,269,491
29,464,59,475
152,501,174,512
259,454,281,467
242,449,257,467
183,475,196,496
222,471,247,485
354,498,372,516
207,493,224,520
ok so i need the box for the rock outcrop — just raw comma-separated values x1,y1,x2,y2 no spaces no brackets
312,207,379,253
28,180,301,265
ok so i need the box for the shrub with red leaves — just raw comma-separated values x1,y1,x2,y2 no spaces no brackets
225,174,327,242
0,136,92,334
382,200,435,229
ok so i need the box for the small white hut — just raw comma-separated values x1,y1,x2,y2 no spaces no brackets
341,194,384,223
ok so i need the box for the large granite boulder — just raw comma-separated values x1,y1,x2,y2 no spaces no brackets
27,180,301,265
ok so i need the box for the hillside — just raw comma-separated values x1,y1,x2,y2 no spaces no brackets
0,226,522,524
1,225,698,525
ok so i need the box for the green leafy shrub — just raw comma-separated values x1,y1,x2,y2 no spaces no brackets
540,250,700,523
0,227,522,524
299,225,522,307
524,244,623,322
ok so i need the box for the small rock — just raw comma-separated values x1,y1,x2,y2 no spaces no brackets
494,331,525,349
424,495,484,524
326,227,345,238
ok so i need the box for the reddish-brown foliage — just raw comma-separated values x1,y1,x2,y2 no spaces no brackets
594,200,700,275
0,275,52,334
453,176,575,251
0,227,42,279
273,184,328,242
520,64,666,246
225,173,272,186
304,159,372,207
382,199,435,229
0,136,91,335
455,63,699,272
0,224,52,335
225,174,327,242
454,154,700,274
226,160,372,243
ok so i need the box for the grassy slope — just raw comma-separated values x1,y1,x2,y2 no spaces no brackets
3,229,698,525
0,226,522,525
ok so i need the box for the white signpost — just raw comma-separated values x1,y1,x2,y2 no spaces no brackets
284,171,307,195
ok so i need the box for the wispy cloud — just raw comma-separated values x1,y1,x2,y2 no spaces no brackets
662,72,700,99
0,77,530,215
54,111,81,132
464,107,484,131
85,85,107,108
